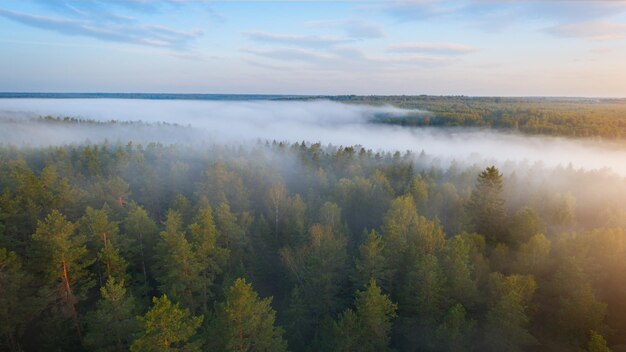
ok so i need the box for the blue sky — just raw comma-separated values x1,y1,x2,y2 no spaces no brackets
1,0,625,96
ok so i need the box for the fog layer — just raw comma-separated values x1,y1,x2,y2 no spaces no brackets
1,98,625,175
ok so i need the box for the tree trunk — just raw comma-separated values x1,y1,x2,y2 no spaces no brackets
62,258,82,341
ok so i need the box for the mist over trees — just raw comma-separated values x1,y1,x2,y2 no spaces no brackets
0,120,626,351
325,95,626,139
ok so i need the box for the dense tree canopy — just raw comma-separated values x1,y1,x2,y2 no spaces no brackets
0,132,625,351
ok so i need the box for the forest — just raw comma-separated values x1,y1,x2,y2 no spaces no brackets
1,118,626,352
289,95,626,140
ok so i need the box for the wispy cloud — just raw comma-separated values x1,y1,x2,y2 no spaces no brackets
242,47,335,63
0,7,202,49
242,44,457,72
33,0,211,15
375,0,626,21
388,42,477,55
306,19,385,39
545,20,626,41
370,0,626,39
373,0,466,21
243,30,349,47
369,54,455,67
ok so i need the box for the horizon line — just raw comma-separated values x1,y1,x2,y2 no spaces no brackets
1,92,625,100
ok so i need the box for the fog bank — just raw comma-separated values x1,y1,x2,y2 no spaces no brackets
1,98,625,176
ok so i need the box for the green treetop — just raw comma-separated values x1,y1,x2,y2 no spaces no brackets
130,294,203,352
84,277,139,352
467,166,507,243
210,278,287,352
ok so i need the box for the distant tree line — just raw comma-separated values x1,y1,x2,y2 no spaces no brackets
294,95,626,139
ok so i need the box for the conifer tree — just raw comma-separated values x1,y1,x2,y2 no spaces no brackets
283,286,311,352
514,233,551,277
32,210,94,341
266,182,287,240
382,195,445,290
215,202,247,271
97,242,128,282
483,273,537,352
211,278,287,352
130,294,203,352
84,277,139,352
442,236,478,308
397,253,446,350
354,230,389,289
0,248,35,352
293,223,347,318
334,309,361,352
435,304,475,352
467,166,507,243
124,204,158,292
79,206,127,282
154,210,202,312
353,279,397,352
188,206,228,313
550,260,607,348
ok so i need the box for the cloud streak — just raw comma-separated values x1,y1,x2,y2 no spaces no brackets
306,19,385,39
388,42,478,55
243,30,349,47
376,0,465,21
243,45,455,71
0,2,205,50
545,20,626,41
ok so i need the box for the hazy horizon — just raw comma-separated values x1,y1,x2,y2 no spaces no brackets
1,92,625,99
2,97,626,177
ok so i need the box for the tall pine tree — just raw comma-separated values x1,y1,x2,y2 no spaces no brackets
130,294,203,352
467,166,507,243
84,277,139,352
210,278,287,352
31,210,94,341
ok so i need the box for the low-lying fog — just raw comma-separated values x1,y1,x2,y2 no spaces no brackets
1,98,625,176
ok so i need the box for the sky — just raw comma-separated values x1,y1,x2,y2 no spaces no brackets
0,0,625,96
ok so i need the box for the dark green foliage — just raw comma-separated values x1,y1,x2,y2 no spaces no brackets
352,279,397,352
467,166,507,243
188,206,228,313
509,207,544,245
154,210,202,313
333,279,397,352
123,203,158,296
548,260,607,348
334,309,361,352
31,210,95,341
441,236,479,308
354,230,389,289
84,277,139,352
483,273,537,352
0,136,625,351
130,294,203,352
209,278,287,352
283,286,311,352
79,206,127,283
0,248,36,352
587,331,612,352
435,304,475,352
396,253,446,351
280,223,348,321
